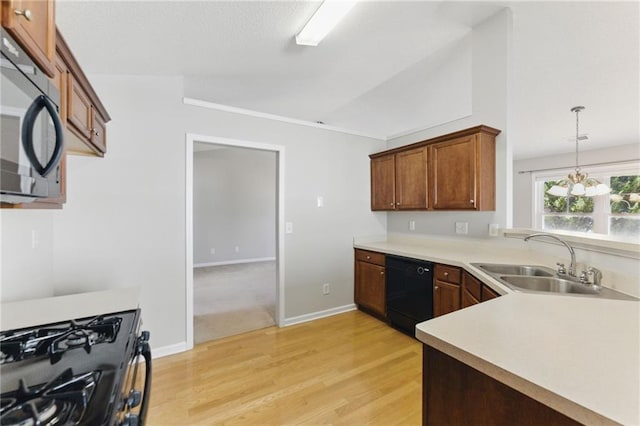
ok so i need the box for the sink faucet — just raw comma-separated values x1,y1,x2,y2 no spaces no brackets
524,233,577,277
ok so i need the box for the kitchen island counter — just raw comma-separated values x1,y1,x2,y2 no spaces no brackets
416,292,639,425
354,236,639,425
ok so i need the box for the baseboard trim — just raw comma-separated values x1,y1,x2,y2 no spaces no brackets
152,342,187,359
194,257,276,268
282,304,357,327
153,305,357,357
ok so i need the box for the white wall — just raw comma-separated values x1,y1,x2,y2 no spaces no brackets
385,9,513,238
0,210,55,302
39,75,386,349
193,146,276,265
51,76,187,348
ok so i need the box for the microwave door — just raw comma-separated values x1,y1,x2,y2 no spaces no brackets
22,94,64,178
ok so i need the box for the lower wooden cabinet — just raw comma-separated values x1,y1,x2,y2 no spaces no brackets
423,345,580,425
354,249,386,318
434,264,461,317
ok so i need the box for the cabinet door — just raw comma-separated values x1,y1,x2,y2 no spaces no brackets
90,110,106,153
431,135,477,210
355,260,386,317
434,280,460,317
482,285,500,301
371,154,396,211
68,74,92,139
1,0,56,77
461,289,480,309
395,146,428,209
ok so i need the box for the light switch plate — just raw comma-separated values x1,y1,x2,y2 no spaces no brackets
455,222,468,234
286,222,293,234
409,220,416,231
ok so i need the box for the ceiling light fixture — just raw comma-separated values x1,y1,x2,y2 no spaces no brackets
547,106,611,197
295,0,357,46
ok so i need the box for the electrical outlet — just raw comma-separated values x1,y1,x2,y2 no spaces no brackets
409,220,416,231
322,283,330,295
317,196,324,207
489,223,500,237
286,222,293,234
234,246,240,253
210,248,216,255
455,222,468,235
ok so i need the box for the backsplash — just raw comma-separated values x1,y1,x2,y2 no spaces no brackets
0,210,55,302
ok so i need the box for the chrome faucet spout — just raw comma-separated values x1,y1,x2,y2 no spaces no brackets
524,233,577,277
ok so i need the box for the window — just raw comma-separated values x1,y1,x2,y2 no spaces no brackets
534,166,640,239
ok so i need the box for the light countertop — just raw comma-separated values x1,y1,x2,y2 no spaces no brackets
355,237,640,425
1,288,141,331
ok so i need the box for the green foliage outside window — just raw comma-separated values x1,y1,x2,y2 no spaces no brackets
542,175,640,237
610,176,640,214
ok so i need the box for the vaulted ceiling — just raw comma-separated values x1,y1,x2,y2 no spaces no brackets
56,1,639,159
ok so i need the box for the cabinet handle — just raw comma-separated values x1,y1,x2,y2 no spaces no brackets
14,9,33,21
396,202,400,206
380,271,384,275
435,286,439,290
366,255,371,260
91,128,100,136
389,202,394,207
470,200,475,203
444,272,449,277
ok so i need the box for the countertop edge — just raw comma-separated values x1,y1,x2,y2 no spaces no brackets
415,326,619,426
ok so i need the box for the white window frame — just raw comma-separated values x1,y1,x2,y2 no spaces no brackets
532,163,640,237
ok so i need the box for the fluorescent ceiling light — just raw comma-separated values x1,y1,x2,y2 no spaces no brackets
296,1,357,46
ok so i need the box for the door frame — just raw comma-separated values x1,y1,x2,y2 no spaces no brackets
185,133,285,350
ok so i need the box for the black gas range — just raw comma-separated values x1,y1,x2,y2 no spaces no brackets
0,309,151,426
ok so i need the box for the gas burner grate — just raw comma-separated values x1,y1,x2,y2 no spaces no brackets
0,368,100,426
0,315,122,365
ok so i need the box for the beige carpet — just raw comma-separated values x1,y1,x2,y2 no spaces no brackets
194,261,276,344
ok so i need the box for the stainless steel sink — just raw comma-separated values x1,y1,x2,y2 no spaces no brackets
498,276,600,295
474,263,555,277
470,262,638,301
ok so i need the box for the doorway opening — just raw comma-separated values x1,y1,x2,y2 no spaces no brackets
185,134,285,350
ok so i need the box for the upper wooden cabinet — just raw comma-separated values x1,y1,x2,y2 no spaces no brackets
1,0,56,77
431,131,496,210
395,146,428,209
370,146,428,211
370,125,500,212
56,28,110,156
371,154,396,210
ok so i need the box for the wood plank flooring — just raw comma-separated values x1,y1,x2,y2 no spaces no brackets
146,310,422,425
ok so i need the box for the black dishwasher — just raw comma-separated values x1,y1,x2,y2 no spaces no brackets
386,255,434,336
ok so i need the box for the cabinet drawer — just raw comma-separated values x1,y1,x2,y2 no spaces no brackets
462,272,482,301
355,249,385,266
435,264,461,284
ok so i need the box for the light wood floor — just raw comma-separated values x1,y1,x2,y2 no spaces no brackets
147,310,422,425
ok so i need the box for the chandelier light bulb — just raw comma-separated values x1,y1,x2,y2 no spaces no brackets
571,183,586,196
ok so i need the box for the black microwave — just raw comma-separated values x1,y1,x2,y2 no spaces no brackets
0,29,64,204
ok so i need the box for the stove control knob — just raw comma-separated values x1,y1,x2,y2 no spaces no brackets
128,389,142,408
121,413,139,426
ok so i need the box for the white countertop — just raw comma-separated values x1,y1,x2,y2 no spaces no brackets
355,237,640,425
416,294,639,425
0,288,141,331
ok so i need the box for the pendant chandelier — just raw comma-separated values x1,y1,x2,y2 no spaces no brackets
547,106,611,197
